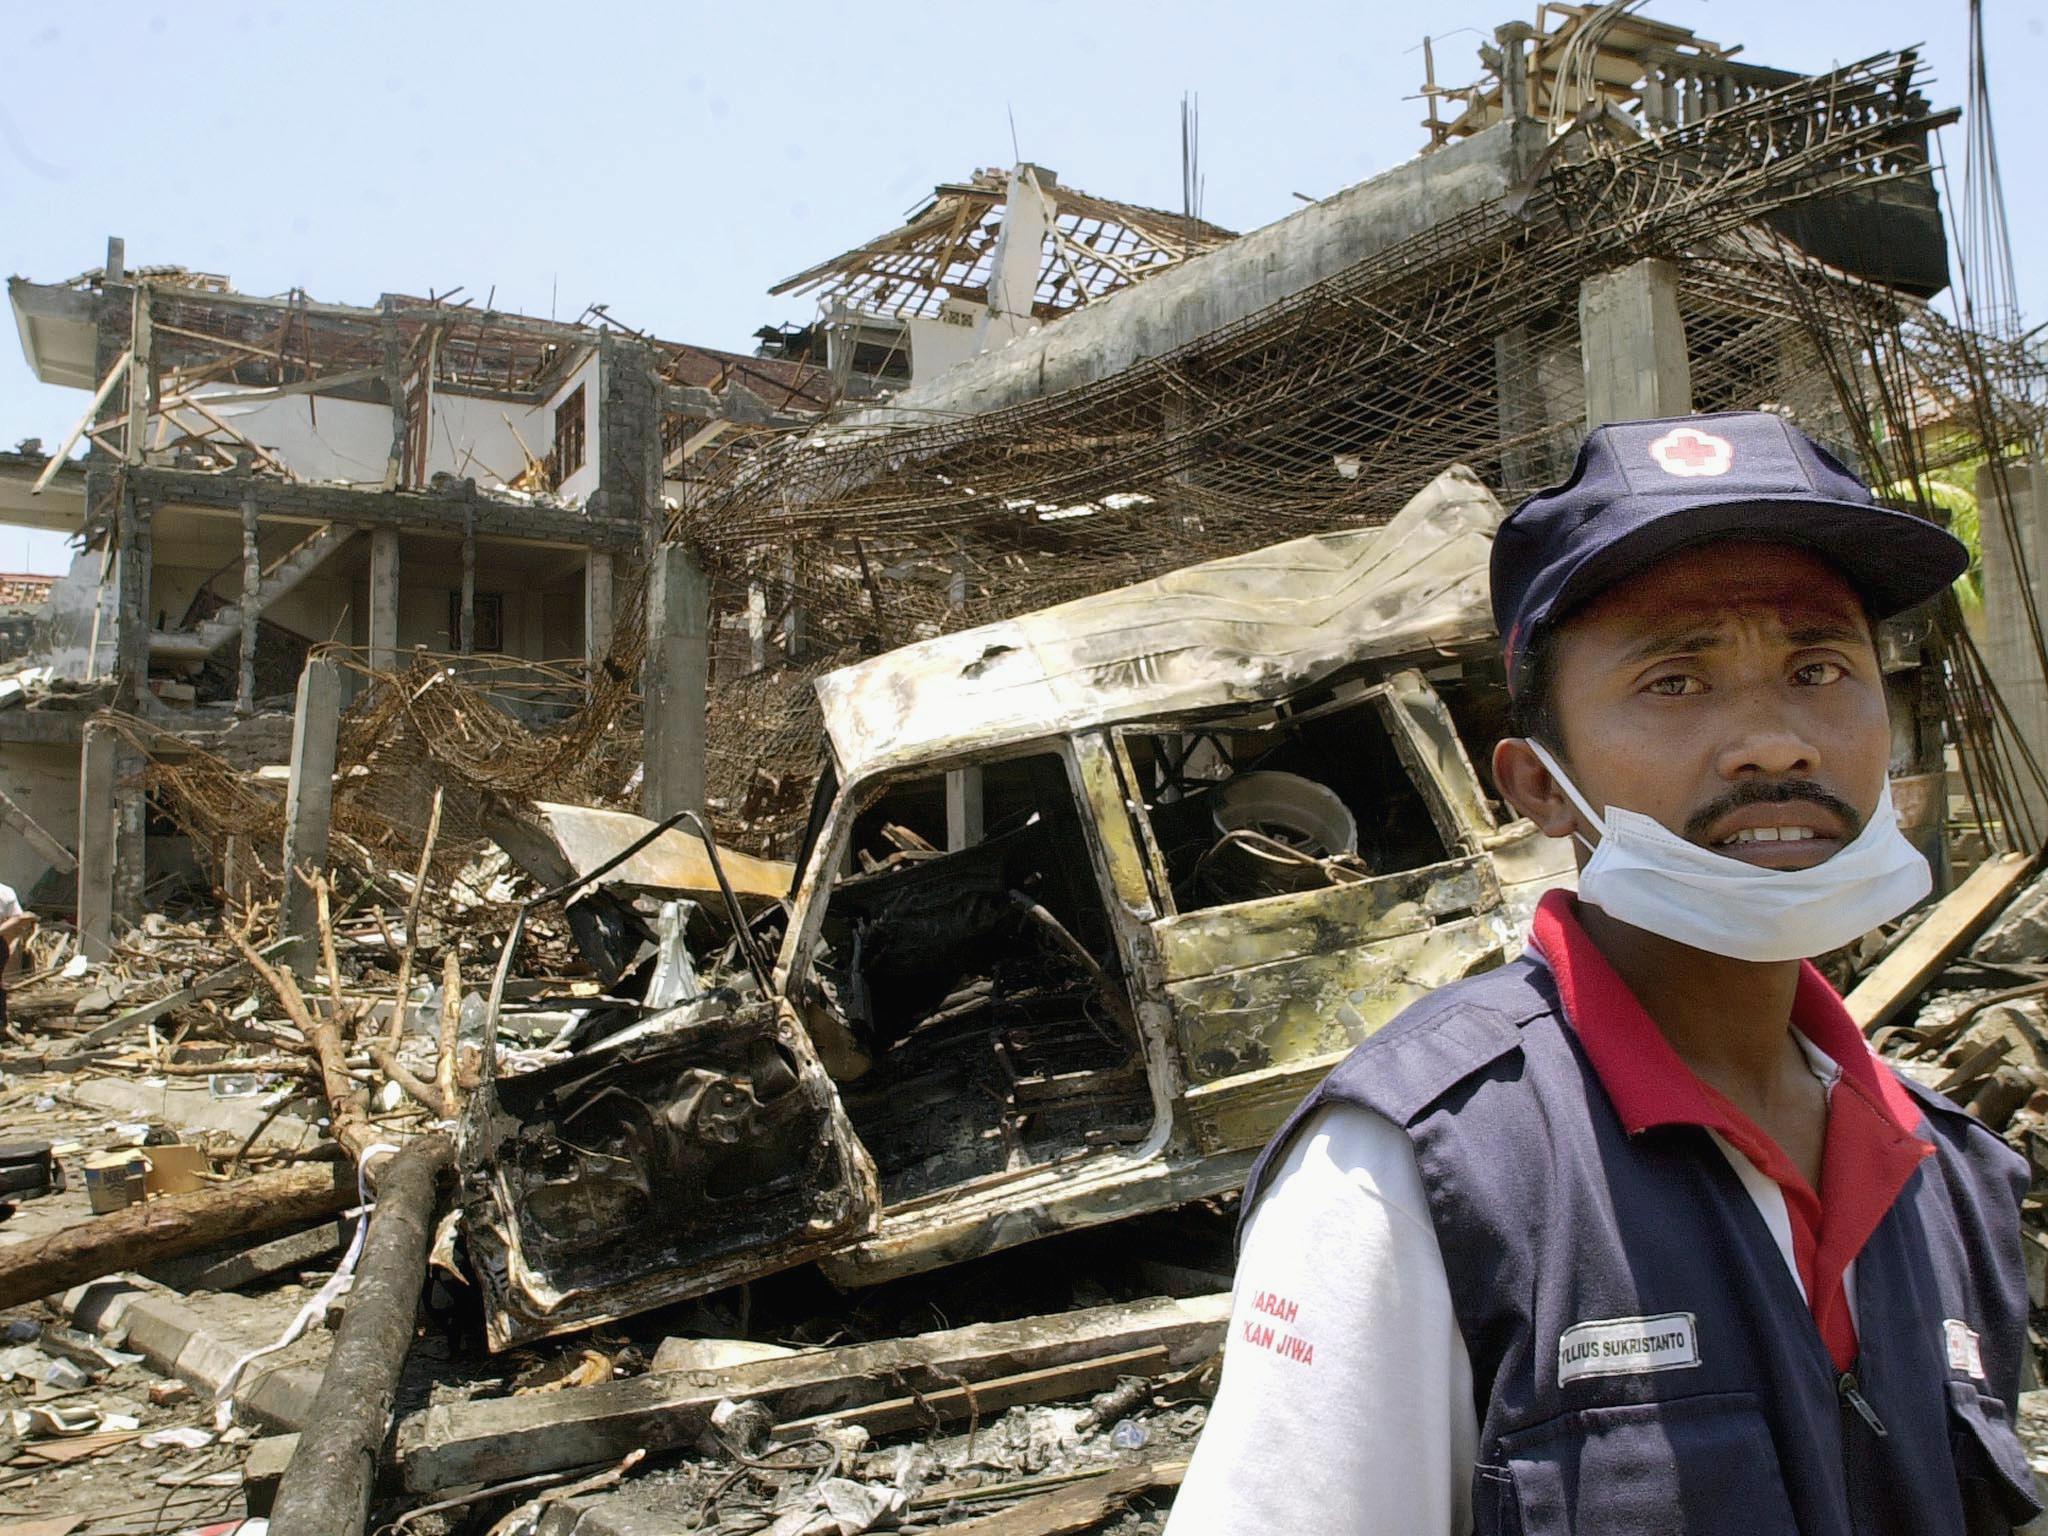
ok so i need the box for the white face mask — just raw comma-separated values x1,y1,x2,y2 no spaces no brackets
1524,739,1931,963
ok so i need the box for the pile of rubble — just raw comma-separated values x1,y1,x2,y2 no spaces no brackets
0,483,2031,1536
0,850,2038,1535
0,985,1233,1535
1867,865,2048,1334
0,485,2039,1532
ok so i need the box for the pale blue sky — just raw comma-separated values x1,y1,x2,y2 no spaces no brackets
3,0,2042,574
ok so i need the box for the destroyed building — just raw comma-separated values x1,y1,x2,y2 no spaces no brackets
759,163,1236,389
0,8,2046,1533
0,261,849,947
0,153,1234,961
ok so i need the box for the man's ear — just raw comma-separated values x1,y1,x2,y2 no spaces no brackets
1493,737,1581,840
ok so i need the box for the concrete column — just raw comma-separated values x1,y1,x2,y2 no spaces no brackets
112,491,152,711
112,748,146,925
986,164,1056,346
459,517,476,656
129,287,157,464
279,657,344,976
1495,22,1535,122
1494,321,1584,492
368,526,400,672
1976,461,2048,847
105,489,151,928
75,722,121,961
237,496,260,714
642,541,708,820
584,551,615,672
1578,258,1692,428
380,305,405,493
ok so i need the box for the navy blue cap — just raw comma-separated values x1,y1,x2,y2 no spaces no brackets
1492,411,1969,692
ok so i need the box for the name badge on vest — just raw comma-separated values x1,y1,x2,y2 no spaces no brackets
1944,1318,1986,1380
1558,1312,1701,1386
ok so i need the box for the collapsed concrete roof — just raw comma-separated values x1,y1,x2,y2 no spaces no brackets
8,273,837,415
813,465,1505,780
837,124,1539,426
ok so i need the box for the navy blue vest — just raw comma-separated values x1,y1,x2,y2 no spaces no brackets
1242,957,2041,1535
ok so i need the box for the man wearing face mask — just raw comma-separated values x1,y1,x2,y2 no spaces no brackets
1168,412,2039,1536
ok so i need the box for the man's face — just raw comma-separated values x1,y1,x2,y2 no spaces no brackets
1508,540,1890,871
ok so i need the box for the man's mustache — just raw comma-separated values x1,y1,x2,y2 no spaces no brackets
1681,779,1864,845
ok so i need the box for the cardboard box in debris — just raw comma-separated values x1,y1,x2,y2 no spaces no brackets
0,470,2042,1535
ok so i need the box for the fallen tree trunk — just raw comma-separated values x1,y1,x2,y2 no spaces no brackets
0,1159,355,1311
270,1134,451,1536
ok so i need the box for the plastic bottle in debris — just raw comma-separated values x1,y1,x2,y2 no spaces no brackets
1110,1419,1149,1450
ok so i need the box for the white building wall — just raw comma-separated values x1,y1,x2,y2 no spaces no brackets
422,391,551,489
169,391,391,485
905,311,987,384
167,361,600,502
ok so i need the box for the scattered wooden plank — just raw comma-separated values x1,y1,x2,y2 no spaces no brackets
32,351,131,494
7,1430,141,1467
394,1291,1229,1494
936,1461,1188,1534
44,941,289,1065
1847,852,2038,1033
148,1216,353,1294
773,1346,1168,1440
0,1515,84,1536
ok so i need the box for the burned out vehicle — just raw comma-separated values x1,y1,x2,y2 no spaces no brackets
460,467,1577,1348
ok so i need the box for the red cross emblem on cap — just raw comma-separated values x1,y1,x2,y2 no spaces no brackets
1648,426,1734,478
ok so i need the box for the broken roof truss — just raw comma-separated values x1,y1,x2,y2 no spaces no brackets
769,167,1236,322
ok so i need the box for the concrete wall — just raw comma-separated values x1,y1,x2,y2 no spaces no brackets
542,589,582,659
854,121,1533,424
173,360,602,501
0,741,81,900
174,391,391,485
149,560,355,648
1977,460,2048,846
904,311,988,385
41,548,112,681
147,555,582,666
423,391,549,489
342,575,579,662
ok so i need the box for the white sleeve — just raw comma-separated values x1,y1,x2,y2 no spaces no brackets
1166,1103,1477,1536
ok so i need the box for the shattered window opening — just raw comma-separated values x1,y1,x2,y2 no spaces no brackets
551,383,587,487
800,750,1151,1203
1120,681,1456,915
1424,660,1517,819
448,590,505,653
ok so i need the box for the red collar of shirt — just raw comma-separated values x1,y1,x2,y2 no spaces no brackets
1527,888,1924,1139
1527,888,1933,1370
